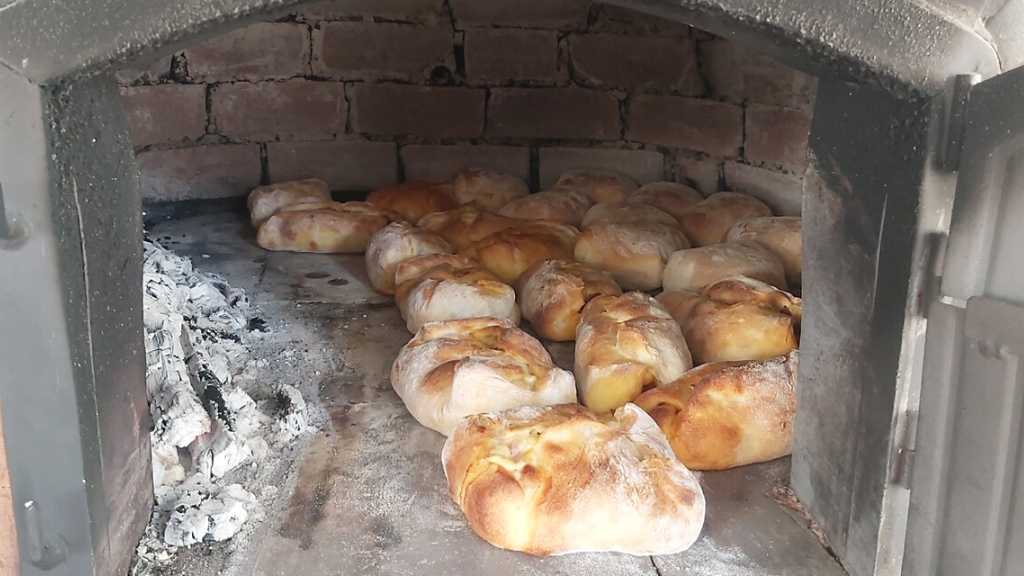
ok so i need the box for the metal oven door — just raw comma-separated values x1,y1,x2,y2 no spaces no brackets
905,65,1024,576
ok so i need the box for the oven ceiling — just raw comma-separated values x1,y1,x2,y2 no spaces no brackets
0,0,1018,93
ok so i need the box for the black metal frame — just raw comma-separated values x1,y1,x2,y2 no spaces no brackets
0,1,1018,575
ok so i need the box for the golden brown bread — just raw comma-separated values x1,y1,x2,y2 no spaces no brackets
580,201,684,231
255,201,400,253
575,292,693,412
442,402,705,556
365,181,458,224
498,186,593,227
391,317,576,436
724,216,803,290
392,254,518,333
633,351,798,470
247,178,332,228
459,221,580,284
365,221,453,295
627,182,704,221
514,259,623,342
393,253,481,291
554,169,639,203
574,222,690,291
453,168,530,211
679,192,773,246
657,276,801,364
418,205,523,251
662,240,788,293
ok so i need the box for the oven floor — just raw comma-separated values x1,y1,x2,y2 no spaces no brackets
146,210,847,576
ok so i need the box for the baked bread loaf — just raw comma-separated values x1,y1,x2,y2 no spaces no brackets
453,168,530,211
393,254,519,333
365,221,453,295
725,216,803,290
555,169,639,203
627,182,704,221
498,186,593,227
459,221,580,284
365,181,458,224
247,178,331,228
662,240,788,293
575,292,692,412
580,201,683,231
633,351,798,470
391,317,576,436
442,402,705,556
418,205,522,251
514,259,623,342
574,222,690,291
393,253,480,291
256,201,399,253
658,276,801,364
680,192,772,246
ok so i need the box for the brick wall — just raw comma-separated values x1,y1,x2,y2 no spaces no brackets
117,0,816,215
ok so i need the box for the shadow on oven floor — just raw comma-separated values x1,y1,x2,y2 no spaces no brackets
145,210,847,576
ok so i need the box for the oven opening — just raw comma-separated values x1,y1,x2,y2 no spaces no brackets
118,3,825,574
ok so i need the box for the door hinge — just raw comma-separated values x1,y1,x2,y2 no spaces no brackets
889,409,918,488
938,74,977,172
916,232,948,319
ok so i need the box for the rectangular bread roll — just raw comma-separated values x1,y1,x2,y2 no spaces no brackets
575,292,693,412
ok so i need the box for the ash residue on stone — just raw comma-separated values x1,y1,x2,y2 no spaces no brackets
132,240,316,576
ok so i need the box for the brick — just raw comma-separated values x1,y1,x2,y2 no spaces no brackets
119,84,207,147
702,39,817,109
449,0,590,29
137,145,262,201
627,95,742,156
115,54,173,85
590,5,693,36
313,23,453,81
724,161,803,216
350,84,484,138
401,144,530,182
211,80,346,141
464,29,558,85
488,88,621,141
570,34,703,95
674,155,721,195
538,147,665,189
267,140,398,191
184,23,309,82
296,0,443,23
744,104,812,167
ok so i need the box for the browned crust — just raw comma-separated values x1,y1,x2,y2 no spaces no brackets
365,181,458,224
256,202,400,253
724,216,803,289
443,403,704,556
679,192,773,247
514,259,622,342
554,169,639,204
634,351,798,470
581,201,684,231
627,182,704,221
497,187,593,227
418,205,524,250
459,222,580,284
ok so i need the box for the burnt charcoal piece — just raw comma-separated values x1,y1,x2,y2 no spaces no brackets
247,317,269,332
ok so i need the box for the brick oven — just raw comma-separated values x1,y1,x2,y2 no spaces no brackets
2,0,1024,575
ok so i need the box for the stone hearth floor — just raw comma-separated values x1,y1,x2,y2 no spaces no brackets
144,208,847,576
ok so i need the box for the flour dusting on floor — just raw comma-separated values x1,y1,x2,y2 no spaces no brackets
131,240,315,575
